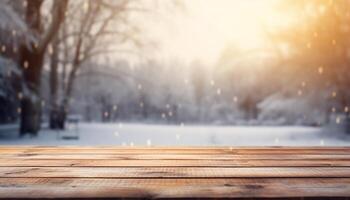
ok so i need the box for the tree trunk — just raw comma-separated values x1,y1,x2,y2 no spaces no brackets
19,0,68,135
19,0,44,136
19,48,45,136
20,97,41,136
58,63,79,128
49,38,63,130
19,49,45,135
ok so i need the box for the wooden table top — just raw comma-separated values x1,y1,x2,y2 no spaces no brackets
0,146,349,199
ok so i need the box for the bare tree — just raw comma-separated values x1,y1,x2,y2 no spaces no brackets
49,0,140,129
19,0,68,135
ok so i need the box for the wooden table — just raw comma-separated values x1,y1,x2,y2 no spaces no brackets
0,146,350,199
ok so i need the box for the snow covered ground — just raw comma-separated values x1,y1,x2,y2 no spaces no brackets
0,123,350,146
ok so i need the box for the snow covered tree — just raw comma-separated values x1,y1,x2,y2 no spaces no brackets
0,0,34,124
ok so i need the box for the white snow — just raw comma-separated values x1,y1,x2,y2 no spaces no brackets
1,123,350,146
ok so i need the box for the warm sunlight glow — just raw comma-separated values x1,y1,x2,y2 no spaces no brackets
138,0,292,64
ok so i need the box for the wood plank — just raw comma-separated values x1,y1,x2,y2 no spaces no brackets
0,178,349,198
3,153,350,160
1,147,349,198
1,158,349,167
1,167,349,178
1,147,350,155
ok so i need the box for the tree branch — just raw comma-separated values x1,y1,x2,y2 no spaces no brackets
38,0,68,54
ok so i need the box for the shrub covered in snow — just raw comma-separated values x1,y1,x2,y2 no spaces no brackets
258,93,327,126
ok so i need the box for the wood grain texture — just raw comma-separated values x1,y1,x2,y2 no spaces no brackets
0,178,349,199
1,167,350,178
0,146,349,199
1,158,350,167
3,153,350,159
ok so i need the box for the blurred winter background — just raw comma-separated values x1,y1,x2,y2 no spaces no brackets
1,0,350,146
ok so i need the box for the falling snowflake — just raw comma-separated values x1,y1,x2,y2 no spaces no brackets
336,117,341,124
17,92,23,100
104,112,109,117
114,131,119,137
217,88,221,95
161,113,166,119
83,1,89,12
320,139,324,146
301,81,306,87
48,44,53,55
332,91,337,98
176,134,180,140
233,96,238,103
146,139,151,146
23,61,29,69
113,105,118,111
318,67,323,74
306,42,311,49
210,80,215,86
332,39,336,45
297,90,303,96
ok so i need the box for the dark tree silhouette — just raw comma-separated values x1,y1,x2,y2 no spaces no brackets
19,0,68,135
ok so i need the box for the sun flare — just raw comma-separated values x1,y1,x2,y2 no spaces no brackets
139,0,293,64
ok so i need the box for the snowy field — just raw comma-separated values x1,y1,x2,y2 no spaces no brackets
0,123,350,146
